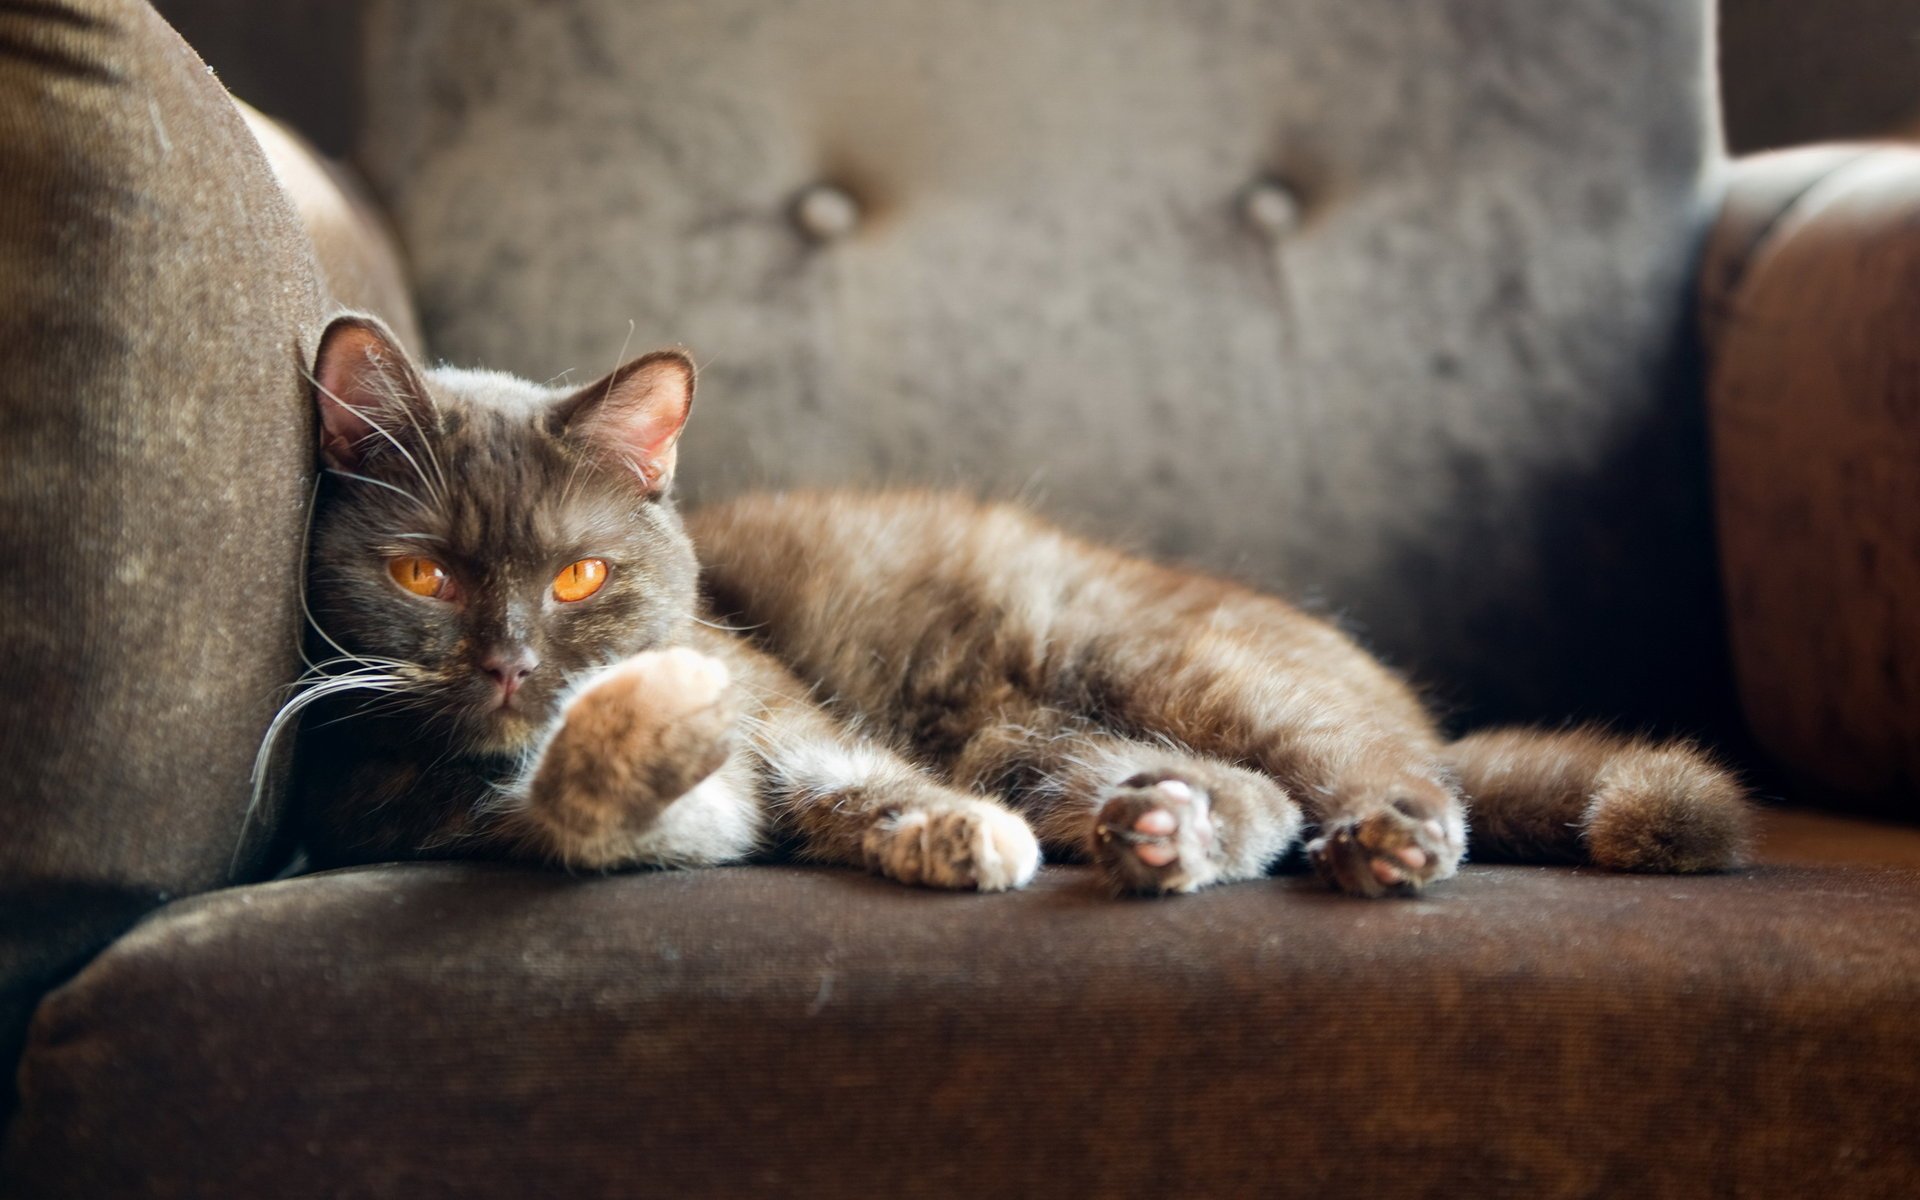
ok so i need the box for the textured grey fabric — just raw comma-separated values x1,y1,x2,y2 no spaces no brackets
350,0,1728,727
8,857,1920,1198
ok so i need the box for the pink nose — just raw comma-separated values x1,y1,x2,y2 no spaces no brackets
480,647,539,701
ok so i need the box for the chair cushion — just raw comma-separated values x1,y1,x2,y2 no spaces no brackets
7,851,1918,1197
0,0,325,1122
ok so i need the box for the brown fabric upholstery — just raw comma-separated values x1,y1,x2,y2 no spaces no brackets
1754,806,1920,870
1703,145,1920,811
7,844,1920,1198
0,0,330,1121
1697,145,1875,352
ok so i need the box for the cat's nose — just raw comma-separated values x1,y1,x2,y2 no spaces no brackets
479,647,540,702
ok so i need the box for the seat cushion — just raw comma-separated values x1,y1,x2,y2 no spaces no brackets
1754,804,1920,869
7,851,1919,1198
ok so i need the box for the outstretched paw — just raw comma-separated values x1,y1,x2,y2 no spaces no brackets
1308,798,1462,898
1093,774,1221,895
592,646,732,723
863,802,1041,892
529,647,738,846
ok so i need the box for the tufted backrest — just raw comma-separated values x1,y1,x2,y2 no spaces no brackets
235,0,1729,725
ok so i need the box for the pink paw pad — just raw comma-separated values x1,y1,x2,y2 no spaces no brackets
1132,808,1177,836
1134,841,1179,868
1130,782,1194,865
1307,795,1460,898
1367,838,1430,886
1093,774,1219,895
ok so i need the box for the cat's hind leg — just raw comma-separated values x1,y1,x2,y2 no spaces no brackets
950,715,1303,895
746,681,1041,892
1066,624,1469,898
763,736,1041,892
1447,727,1751,872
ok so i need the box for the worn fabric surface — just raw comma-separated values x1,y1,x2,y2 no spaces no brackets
6,847,1919,1199
318,0,1729,730
1702,145,1920,812
0,0,327,1122
1752,807,1920,869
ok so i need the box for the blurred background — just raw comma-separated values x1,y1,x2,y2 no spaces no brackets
1719,0,1919,150
158,0,1920,157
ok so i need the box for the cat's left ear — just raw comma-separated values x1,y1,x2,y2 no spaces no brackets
553,349,695,495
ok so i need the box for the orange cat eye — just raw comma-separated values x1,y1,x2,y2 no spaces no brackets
553,558,609,603
388,556,452,600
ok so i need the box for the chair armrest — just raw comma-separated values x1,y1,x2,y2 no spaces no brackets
1701,144,1920,803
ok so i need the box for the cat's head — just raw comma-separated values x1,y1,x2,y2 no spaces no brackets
305,314,700,756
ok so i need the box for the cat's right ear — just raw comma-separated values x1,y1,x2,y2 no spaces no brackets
552,349,695,495
311,314,433,472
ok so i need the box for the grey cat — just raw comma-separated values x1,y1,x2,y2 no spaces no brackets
288,314,1752,897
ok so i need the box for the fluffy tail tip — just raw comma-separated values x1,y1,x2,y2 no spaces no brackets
1582,746,1752,874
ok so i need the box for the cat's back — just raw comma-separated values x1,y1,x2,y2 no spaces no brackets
687,490,1402,733
691,489,1112,610
691,489,1060,584
688,489,1265,644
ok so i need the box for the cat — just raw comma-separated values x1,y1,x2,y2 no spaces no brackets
287,313,1752,898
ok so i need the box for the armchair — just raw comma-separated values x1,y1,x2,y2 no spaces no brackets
3,2,1917,1195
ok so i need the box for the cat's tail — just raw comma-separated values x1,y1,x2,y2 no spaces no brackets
1444,726,1753,873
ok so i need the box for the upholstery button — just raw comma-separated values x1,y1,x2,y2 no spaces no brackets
793,184,860,241
1241,179,1302,237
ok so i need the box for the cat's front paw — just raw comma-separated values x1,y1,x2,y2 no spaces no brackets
1092,774,1221,895
1308,791,1464,898
528,648,738,847
862,801,1041,892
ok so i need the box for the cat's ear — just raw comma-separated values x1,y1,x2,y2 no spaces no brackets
311,314,433,473
553,349,695,495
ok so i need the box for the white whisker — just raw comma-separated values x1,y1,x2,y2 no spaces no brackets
323,466,429,509
235,672,410,873
691,613,766,633
305,367,446,511
294,476,360,673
